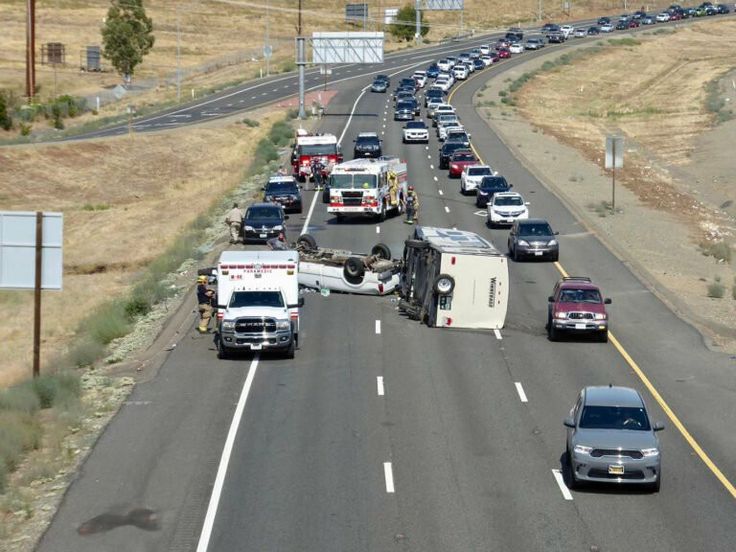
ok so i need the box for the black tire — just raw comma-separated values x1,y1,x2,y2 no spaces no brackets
433,274,455,295
322,187,330,204
217,340,229,360
297,233,318,251
550,252,559,262
567,449,580,490
284,338,295,359
404,238,429,250
378,202,387,222
371,243,392,260
344,257,365,280
597,330,609,343
549,325,560,342
651,473,661,493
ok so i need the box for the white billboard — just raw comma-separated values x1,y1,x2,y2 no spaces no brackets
0,211,63,290
384,8,399,24
311,32,384,64
423,0,464,10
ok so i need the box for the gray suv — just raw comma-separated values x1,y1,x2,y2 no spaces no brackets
507,218,559,261
565,386,664,492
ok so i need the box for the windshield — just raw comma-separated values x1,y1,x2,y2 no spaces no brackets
298,144,337,156
246,207,282,219
330,174,378,189
518,223,553,236
406,122,425,129
396,102,414,110
494,196,523,206
579,405,651,431
229,291,284,309
265,183,297,193
452,153,475,162
559,289,602,303
480,177,508,189
468,167,491,176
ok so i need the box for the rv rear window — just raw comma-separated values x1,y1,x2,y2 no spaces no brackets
229,291,284,308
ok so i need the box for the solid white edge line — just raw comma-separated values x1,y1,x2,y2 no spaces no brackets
494,328,502,340
384,462,396,493
377,376,385,396
514,382,528,403
551,469,573,500
300,185,321,236
375,320,381,334
196,355,260,552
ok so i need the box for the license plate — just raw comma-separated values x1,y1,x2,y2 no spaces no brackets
259,233,267,238
534,251,543,256
250,344,263,350
575,323,586,330
608,464,624,475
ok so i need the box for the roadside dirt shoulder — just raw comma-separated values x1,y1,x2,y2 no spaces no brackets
475,39,736,352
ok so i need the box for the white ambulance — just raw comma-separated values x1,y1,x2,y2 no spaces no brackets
398,227,509,330
215,250,302,359
327,156,408,222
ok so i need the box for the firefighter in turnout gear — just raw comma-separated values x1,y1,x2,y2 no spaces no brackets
197,275,215,333
404,185,419,224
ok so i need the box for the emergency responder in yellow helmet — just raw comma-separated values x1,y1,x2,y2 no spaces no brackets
404,185,419,224
196,275,215,333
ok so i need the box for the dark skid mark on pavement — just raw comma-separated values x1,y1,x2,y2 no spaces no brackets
77,508,160,535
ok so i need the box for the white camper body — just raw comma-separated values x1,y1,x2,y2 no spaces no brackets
399,227,509,330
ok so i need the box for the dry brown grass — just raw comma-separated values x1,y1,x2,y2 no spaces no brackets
0,108,285,387
515,21,736,234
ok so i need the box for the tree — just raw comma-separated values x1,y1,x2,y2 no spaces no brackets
388,4,429,42
101,0,155,80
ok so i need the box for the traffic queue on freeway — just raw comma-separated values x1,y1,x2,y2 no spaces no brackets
204,17,680,493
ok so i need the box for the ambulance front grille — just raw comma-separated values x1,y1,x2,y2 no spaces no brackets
235,317,276,333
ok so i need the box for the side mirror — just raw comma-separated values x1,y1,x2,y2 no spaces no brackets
493,171,499,176
525,201,530,205
298,297,305,307
604,298,612,304
563,417,576,428
284,215,290,220
548,296,554,302
509,183,513,188
554,231,560,235
653,422,665,432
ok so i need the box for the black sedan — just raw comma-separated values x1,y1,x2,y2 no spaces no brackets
439,142,469,170
475,175,512,207
263,177,303,213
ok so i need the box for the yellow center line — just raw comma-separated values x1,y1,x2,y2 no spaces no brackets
446,58,736,500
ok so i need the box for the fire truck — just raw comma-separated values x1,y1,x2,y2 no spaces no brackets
327,157,408,222
290,132,342,181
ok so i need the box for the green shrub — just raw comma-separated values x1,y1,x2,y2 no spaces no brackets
68,338,106,368
0,91,12,131
51,104,64,130
85,300,131,345
707,280,725,298
242,118,259,127
700,240,732,263
607,38,640,46
0,385,40,414
280,60,296,73
19,122,31,136
269,120,293,147
0,411,42,470
498,90,507,97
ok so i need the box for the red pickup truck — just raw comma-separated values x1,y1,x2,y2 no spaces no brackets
547,276,611,342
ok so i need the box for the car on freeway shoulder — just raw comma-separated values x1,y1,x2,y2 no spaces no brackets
460,164,495,194
564,385,664,492
403,120,429,143
263,176,303,213
507,218,559,261
547,276,611,342
242,202,287,243
448,150,478,178
475,175,511,207
487,191,528,226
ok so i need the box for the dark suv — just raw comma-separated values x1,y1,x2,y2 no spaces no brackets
242,202,287,243
475,175,512,207
353,132,382,158
547,276,611,342
507,218,559,261
263,176,303,213
439,141,469,169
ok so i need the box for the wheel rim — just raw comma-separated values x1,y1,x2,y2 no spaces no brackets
436,278,452,293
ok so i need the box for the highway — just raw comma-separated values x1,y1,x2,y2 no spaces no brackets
38,17,736,552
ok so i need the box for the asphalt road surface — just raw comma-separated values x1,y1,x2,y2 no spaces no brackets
38,15,736,552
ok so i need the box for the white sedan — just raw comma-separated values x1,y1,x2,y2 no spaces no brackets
600,23,615,32
655,12,671,21
460,164,496,194
509,42,524,54
487,191,529,226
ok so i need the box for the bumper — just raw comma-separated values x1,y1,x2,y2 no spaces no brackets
404,133,429,142
516,246,558,259
244,229,281,242
571,453,660,485
219,330,293,351
553,320,608,332
490,212,528,224
328,206,379,215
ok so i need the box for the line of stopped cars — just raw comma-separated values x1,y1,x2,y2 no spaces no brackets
368,23,668,492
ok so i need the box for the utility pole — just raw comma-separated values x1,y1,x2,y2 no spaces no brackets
176,9,181,102
26,0,36,101
415,0,422,44
538,0,543,21
297,0,306,119
265,0,271,76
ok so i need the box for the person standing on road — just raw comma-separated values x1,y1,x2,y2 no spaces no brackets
404,185,420,224
196,275,216,333
225,203,243,244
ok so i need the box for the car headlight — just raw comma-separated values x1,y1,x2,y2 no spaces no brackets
574,444,592,454
493,209,505,215
221,320,235,331
244,225,254,231
517,239,530,246
273,225,284,231
555,312,568,319
594,313,607,320
548,239,558,246
479,190,488,196
641,448,659,457
276,320,291,330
